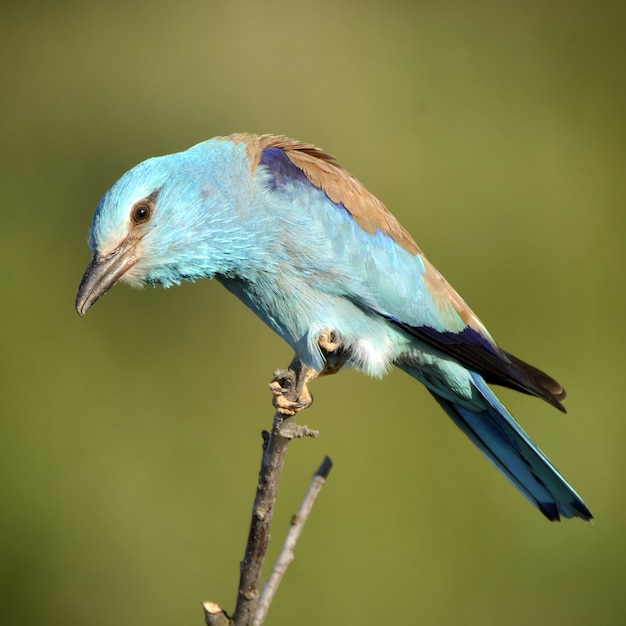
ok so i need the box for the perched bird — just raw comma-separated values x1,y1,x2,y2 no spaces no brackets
76,133,591,521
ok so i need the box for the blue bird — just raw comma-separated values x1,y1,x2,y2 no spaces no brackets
76,133,591,521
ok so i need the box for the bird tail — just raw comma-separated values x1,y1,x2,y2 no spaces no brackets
406,368,592,521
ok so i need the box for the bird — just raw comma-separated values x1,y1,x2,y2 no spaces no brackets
76,133,591,522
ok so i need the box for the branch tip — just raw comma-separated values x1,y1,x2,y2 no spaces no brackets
316,455,333,479
202,601,230,626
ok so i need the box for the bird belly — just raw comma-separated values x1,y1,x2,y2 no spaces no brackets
217,274,404,378
306,322,399,378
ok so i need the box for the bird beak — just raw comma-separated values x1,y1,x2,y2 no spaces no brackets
76,238,139,316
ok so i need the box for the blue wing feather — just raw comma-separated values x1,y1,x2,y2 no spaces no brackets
257,145,456,331
256,141,590,521
438,371,591,520
79,133,591,521
258,144,565,408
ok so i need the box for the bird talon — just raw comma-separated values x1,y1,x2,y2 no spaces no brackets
318,328,340,353
268,380,289,396
316,329,347,376
270,366,315,415
271,389,313,416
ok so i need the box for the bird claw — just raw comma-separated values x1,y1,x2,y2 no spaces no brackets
317,329,347,376
269,330,346,415
269,364,316,416
318,328,340,353
270,382,313,415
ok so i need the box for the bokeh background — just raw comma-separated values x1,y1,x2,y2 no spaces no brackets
2,1,624,624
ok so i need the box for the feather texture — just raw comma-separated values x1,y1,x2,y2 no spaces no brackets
76,133,591,521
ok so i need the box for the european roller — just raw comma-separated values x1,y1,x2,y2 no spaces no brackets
76,133,591,522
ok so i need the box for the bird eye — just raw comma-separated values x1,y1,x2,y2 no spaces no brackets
131,201,152,225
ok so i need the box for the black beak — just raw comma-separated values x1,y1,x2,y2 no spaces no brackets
76,238,138,316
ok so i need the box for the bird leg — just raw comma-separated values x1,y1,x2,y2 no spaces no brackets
270,329,346,415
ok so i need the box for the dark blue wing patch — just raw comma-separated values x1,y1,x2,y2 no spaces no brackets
259,147,310,190
259,147,353,220
388,318,567,412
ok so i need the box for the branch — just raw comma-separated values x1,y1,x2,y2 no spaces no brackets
253,456,333,626
230,359,320,625
201,357,331,625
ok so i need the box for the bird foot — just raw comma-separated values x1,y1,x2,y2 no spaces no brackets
270,363,318,416
269,331,346,415
317,328,347,376
318,328,339,353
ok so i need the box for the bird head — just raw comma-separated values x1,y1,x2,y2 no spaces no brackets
76,139,262,316
76,154,185,315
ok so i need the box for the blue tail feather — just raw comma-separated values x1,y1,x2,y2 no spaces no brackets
421,371,591,521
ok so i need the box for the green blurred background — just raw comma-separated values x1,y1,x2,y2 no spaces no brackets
1,1,624,624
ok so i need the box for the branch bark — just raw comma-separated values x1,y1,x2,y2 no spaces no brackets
200,358,330,625
231,411,319,624
253,456,333,626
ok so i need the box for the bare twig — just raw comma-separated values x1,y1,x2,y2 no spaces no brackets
201,358,330,625
231,360,320,626
253,456,333,626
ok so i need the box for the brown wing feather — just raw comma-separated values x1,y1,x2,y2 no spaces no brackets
228,133,420,254
228,134,556,384
238,134,500,345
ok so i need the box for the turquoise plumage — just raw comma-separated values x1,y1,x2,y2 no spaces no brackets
76,134,591,521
